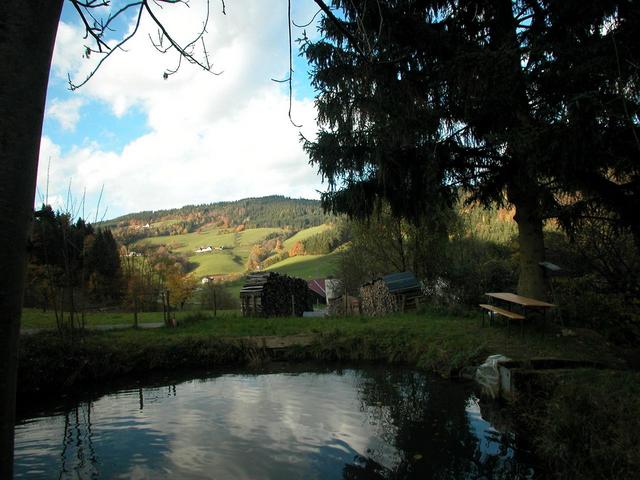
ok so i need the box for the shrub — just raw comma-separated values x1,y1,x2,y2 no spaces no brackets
529,370,640,479
425,237,517,307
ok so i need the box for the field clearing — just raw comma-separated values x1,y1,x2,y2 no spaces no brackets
139,228,237,252
137,226,287,277
135,225,339,278
190,253,244,276
20,308,238,329
266,251,340,279
283,224,332,250
151,219,181,228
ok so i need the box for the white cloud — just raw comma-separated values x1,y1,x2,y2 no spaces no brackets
46,97,85,131
41,0,323,218
50,20,86,79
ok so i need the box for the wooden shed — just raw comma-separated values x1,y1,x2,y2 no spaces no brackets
360,271,423,316
240,272,311,317
382,272,423,311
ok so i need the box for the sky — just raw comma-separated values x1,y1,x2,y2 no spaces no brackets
39,0,325,221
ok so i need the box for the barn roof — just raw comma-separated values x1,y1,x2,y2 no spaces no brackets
307,278,326,298
382,272,420,294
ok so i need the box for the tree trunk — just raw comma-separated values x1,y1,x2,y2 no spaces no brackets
0,1,63,476
491,0,547,301
510,186,548,300
133,296,139,328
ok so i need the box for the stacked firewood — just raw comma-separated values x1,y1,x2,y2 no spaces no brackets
327,295,360,316
359,279,398,316
240,272,311,317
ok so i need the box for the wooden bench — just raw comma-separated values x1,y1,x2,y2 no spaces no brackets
479,303,525,335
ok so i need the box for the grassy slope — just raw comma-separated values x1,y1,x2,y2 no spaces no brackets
266,251,341,280
283,224,331,250
134,223,340,280
138,226,286,277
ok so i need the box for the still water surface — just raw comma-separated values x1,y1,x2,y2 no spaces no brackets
14,367,535,479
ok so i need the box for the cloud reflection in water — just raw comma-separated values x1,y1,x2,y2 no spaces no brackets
14,367,533,479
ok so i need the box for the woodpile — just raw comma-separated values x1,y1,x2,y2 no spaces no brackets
240,272,311,317
327,295,360,316
360,279,398,316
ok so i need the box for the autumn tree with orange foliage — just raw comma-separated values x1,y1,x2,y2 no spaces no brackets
165,271,198,310
289,240,305,257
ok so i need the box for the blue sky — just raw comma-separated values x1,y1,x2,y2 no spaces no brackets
39,1,325,220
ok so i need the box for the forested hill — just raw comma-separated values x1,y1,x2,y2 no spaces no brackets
101,196,332,244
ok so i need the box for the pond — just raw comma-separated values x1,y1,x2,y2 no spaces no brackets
14,366,536,479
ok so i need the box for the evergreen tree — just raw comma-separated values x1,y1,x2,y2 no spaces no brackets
304,0,639,299
86,228,122,302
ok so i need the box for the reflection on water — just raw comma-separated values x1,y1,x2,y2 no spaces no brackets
14,367,536,479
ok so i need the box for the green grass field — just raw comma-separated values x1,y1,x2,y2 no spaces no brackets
22,308,622,368
283,224,332,250
266,251,340,279
151,219,181,228
137,226,285,277
20,308,239,329
136,225,336,278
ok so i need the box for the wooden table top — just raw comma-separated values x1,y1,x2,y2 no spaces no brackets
486,292,556,308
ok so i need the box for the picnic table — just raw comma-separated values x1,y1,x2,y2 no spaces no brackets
480,292,556,335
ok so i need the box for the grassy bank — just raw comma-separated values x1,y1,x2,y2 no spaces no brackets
17,310,635,479
18,309,623,392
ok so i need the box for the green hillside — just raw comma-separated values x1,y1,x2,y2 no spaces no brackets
113,196,347,282
137,226,286,277
283,224,332,250
136,223,345,279
103,196,333,244
266,252,340,280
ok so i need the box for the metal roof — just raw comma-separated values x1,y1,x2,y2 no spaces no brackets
307,278,326,298
382,272,420,294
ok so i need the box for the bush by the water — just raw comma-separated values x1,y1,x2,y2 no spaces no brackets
522,369,640,480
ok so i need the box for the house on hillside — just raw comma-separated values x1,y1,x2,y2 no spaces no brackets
201,274,226,284
195,245,213,253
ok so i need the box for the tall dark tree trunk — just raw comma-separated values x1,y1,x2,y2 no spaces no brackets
493,0,547,300
0,1,64,476
509,184,548,300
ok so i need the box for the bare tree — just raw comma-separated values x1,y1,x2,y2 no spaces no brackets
1,1,348,474
0,0,225,475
